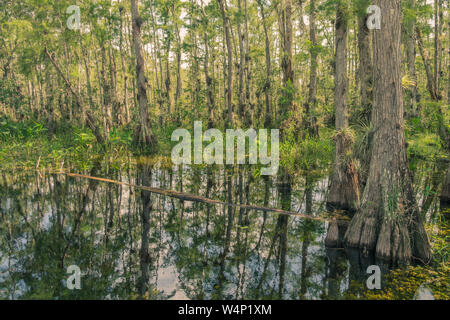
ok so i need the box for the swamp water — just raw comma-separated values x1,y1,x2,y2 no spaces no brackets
0,159,442,299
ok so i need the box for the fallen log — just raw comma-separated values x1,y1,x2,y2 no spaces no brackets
60,172,350,223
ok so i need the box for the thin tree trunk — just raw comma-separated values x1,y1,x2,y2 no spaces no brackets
434,0,441,92
279,0,294,120
416,27,449,149
172,3,182,115
257,0,272,127
100,41,111,138
327,1,360,212
164,40,172,116
237,0,245,122
305,0,318,136
406,0,418,115
119,6,130,124
217,0,233,126
201,2,215,126
416,27,440,101
243,0,252,126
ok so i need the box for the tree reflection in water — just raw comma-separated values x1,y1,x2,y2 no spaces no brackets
0,163,397,299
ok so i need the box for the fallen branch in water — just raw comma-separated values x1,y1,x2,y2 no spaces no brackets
57,172,350,223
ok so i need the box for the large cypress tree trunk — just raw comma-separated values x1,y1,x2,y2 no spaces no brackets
326,1,360,212
130,0,154,146
344,0,431,264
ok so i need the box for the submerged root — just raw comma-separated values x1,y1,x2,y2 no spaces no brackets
344,206,378,253
325,219,349,248
376,218,411,264
410,213,433,263
325,219,339,248
344,205,427,264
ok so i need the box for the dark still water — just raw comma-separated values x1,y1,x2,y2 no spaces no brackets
0,161,427,300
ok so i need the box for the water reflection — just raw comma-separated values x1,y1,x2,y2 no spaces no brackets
0,162,390,299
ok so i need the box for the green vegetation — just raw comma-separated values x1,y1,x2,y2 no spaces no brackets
353,223,450,300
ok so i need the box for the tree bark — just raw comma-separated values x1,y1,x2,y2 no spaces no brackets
357,1,373,122
344,0,432,264
305,0,318,136
416,27,441,101
279,0,294,118
356,1,373,189
405,0,418,115
130,0,154,146
327,1,360,213
138,163,152,298
257,0,273,127
201,3,215,126
172,3,182,115
237,0,246,122
119,6,130,124
217,0,233,126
